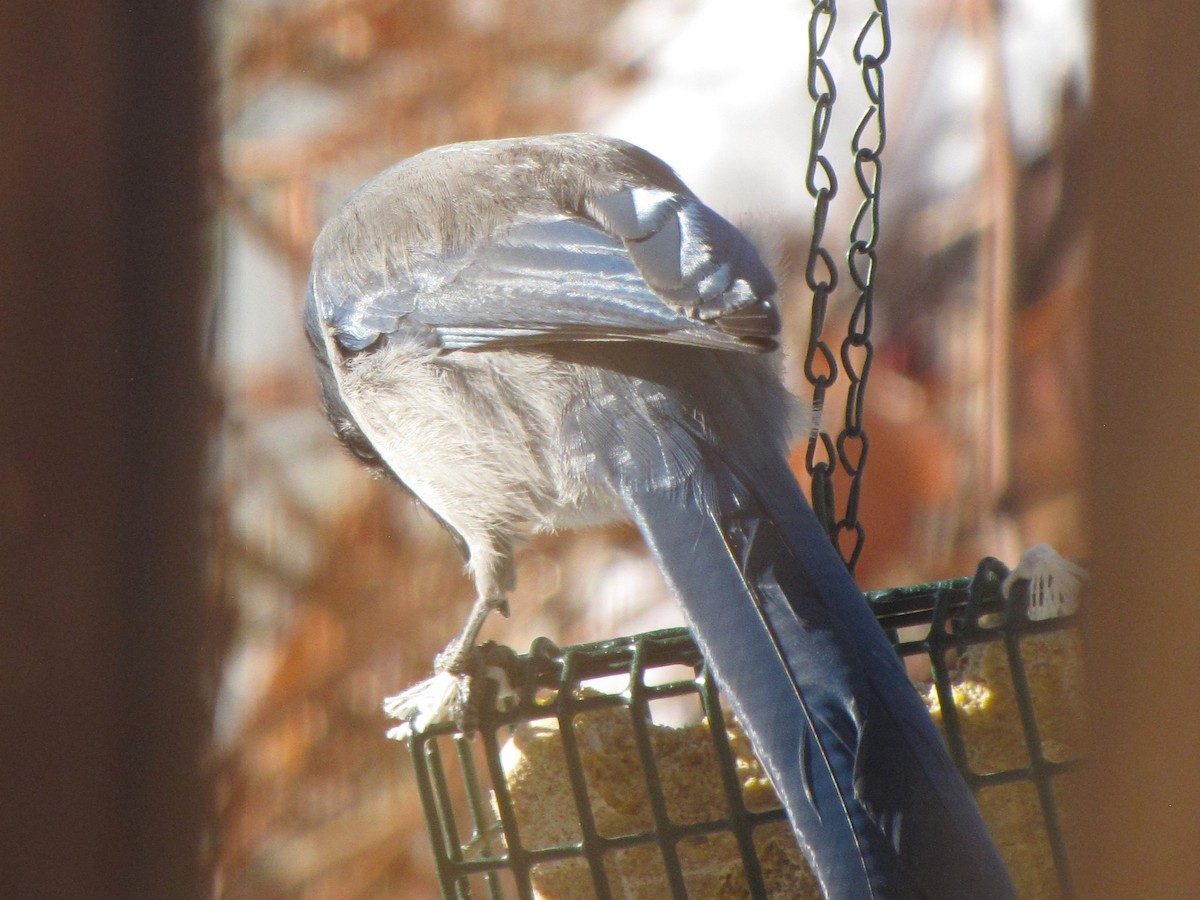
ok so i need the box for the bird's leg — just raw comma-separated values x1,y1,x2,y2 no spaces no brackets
434,592,510,675
437,541,516,674
384,547,515,739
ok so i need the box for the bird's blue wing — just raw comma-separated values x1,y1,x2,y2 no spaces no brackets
310,188,780,355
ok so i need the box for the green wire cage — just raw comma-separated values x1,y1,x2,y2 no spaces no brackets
404,559,1082,899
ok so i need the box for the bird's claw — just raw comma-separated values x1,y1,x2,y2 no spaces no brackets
384,670,471,741
384,642,521,741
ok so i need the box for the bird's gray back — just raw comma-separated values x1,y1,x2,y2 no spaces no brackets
305,133,794,536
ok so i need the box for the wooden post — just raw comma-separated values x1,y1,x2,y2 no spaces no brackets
1082,2,1200,896
0,3,208,898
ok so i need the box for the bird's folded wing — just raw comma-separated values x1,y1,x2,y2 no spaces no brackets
312,190,779,355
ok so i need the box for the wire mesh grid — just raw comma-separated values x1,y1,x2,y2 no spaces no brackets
405,557,1082,899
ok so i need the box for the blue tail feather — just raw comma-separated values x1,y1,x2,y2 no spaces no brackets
622,462,1015,899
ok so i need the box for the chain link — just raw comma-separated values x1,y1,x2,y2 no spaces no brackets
804,1,890,571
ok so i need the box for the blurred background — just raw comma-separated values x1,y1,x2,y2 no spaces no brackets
11,2,1200,899
210,0,1089,895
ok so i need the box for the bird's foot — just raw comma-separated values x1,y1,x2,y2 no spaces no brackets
383,670,470,740
384,642,520,741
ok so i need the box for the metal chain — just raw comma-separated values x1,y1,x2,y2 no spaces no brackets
804,0,890,572
802,0,840,544
836,3,890,571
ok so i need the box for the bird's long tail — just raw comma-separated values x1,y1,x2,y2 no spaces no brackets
622,460,1015,900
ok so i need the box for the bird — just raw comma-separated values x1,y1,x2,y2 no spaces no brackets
304,133,1015,899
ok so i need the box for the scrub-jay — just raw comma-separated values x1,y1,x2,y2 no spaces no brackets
305,134,1014,899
